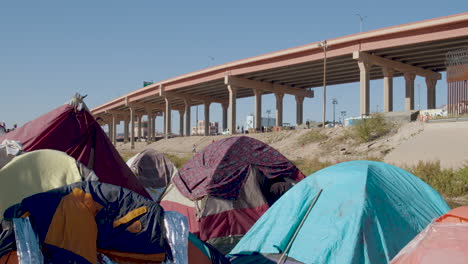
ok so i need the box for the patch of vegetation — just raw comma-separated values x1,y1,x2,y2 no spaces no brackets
408,160,468,198
293,157,333,176
296,129,328,146
120,152,138,162
165,153,193,169
351,113,394,143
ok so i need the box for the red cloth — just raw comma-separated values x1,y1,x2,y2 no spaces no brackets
0,105,149,199
173,136,305,200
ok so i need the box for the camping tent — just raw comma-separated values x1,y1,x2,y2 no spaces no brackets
0,149,87,215
0,181,169,264
229,160,450,264
127,149,178,201
161,136,305,254
0,97,149,198
391,206,468,263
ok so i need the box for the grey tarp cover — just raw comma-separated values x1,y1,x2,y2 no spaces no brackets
127,149,178,201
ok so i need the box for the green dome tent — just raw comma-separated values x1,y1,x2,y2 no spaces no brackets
230,161,450,264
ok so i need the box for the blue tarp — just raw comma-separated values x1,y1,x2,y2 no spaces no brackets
230,161,450,264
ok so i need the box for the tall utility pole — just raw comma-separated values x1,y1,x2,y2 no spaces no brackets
320,40,329,128
355,14,367,33
332,98,338,126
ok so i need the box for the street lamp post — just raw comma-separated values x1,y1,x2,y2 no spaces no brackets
355,14,367,33
332,98,338,126
319,40,329,128
341,111,347,125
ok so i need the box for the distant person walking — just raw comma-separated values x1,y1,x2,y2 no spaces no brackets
192,144,197,153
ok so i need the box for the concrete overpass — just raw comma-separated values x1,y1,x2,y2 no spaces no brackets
91,12,468,149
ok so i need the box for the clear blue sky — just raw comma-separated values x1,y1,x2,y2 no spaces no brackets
0,0,463,133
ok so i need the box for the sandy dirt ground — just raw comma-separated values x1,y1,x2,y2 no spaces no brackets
385,121,468,169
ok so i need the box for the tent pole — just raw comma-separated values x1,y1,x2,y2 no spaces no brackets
277,189,323,264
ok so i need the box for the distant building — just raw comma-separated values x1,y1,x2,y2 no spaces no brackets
245,114,276,129
192,120,219,135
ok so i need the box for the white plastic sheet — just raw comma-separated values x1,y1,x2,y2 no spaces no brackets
97,253,118,264
163,211,189,264
13,217,43,264
0,140,22,169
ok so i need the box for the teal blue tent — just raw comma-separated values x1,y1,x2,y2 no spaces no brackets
229,161,450,264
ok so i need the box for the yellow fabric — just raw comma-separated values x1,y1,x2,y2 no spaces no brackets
0,150,82,215
45,188,102,264
113,206,148,228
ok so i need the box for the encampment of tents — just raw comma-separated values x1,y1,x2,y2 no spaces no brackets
391,206,468,264
0,149,88,215
127,149,178,201
161,136,305,254
0,96,149,199
229,160,450,264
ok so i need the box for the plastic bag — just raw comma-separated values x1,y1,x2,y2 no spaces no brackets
163,211,189,264
13,217,43,264
0,140,23,169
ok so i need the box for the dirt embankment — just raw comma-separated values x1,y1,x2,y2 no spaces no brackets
117,121,428,164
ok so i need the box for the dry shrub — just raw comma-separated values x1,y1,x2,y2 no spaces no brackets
352,113,393,143
296,129,328,146
164,153,193,169
408,160,468,197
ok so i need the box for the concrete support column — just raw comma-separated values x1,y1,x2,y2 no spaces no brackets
179,110,184,136
165,97,172,139
404,72,416,111
228,85,238,134
107,123,112,140
137,114,142,142
275,92,284,127
129,107,135,149
221,103,228,131
123,118,129,143
204,101,211,136
184,98,191,136
254,90,262,130
358,61,372,115
152,114,157,140
426,78,437,109
146,109,152,143
383,67,394,112
111,114,117,145
295,95,304,126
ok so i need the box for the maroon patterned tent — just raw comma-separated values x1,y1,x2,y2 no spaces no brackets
161,136,305,254
0,103,150,199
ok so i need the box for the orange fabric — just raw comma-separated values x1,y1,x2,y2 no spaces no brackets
113,206,147,228
98,249,165,263
45,188,102,264
20,212,30,218
436,206,468,223
126,220,143,233
0,251,18,264
188,241,211,264
392,207,468,263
